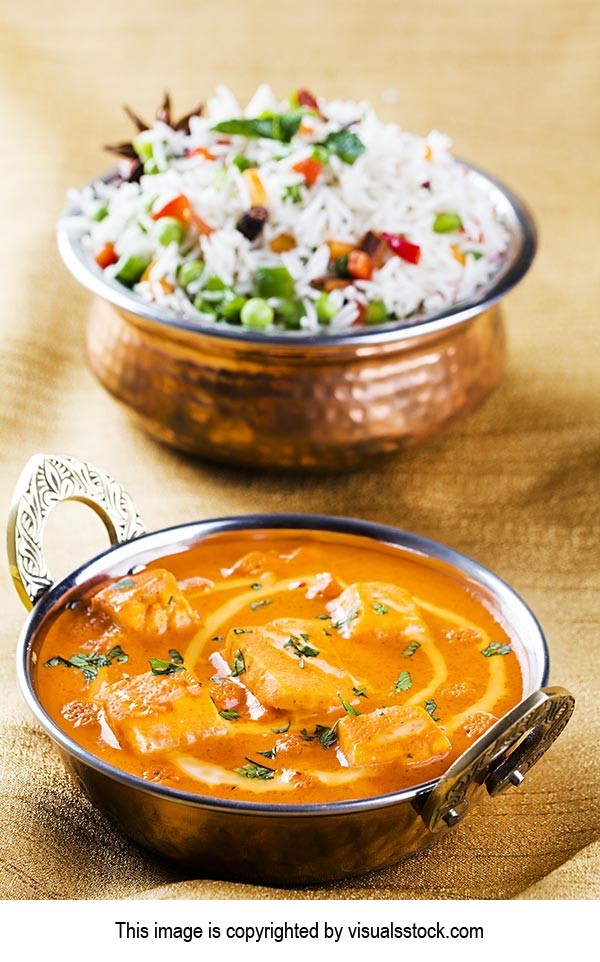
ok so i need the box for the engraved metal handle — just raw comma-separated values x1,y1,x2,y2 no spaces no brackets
7,453,146,610
422,686,575,833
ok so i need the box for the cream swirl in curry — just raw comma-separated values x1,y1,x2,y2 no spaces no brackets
35,535,523,803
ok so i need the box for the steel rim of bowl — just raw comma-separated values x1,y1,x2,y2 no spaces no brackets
17,513,550,819
57,161,537,349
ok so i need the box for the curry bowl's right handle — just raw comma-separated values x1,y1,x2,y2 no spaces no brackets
422,686,575,834
7,453,146,611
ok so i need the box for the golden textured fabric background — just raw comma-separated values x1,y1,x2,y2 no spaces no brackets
1,0,598,900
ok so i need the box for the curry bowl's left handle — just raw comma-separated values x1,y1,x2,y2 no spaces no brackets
7,453,146,610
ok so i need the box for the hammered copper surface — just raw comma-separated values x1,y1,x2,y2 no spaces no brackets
63,749,437,885
86,299,506,470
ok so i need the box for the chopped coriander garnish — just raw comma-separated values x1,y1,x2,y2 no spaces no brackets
107,645,128,663
425,698,440,722
149,656,185,676
481,642,512,657
250,598,272,611
298,722,340,748
211,635,224,642
465,249,484,260
316,614,331,620
394,670,412,693
320,130,365,165
251,582,263,591
219,709,240,721
314,721,339,749
234,757,276,780
338,691,360,716
233,627,252,634
168,648,184,665
44,644,129,683
284,633,319,665
332,607,358,630
271,720,291,734
256,747,278,760
352,685,368,698
230,649,246,677
371,602,389,615
403,640,421,658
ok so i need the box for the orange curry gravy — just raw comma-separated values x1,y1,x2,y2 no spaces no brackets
34,532,524,804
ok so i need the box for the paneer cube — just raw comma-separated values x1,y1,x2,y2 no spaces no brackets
224,618,359,714
338,705,451,767
90,568,196,635
327,582,431,647
96,669,226,754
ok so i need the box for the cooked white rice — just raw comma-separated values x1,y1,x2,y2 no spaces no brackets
65,85,512,335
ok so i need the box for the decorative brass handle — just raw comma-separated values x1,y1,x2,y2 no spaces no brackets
7,453,146,610
422,686,575,833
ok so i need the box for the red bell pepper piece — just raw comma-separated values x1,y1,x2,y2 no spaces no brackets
95,243,118,269
382,232,421,265
348,249,373,280
292,156,324,187
152,193,212,235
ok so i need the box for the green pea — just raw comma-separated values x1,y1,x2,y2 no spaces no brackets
178,260,205,289
255,266,295,299
433,212,463,233
364,300,388,325
156,217,185,247
115,254,150,286
241,297,274,330
315,293,337,324
204,275,227,292
311,145,329,164
219,295,247,321
198,275,228,305
274,298,305,329
232,155,252,172
193,295,218,315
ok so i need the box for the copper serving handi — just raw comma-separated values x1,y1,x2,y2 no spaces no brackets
58,166,536,471
8,454,573,885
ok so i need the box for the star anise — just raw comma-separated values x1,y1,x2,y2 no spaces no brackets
104,92,204,182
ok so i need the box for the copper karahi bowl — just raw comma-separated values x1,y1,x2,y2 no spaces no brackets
58,165,536,471
8,455,573,885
